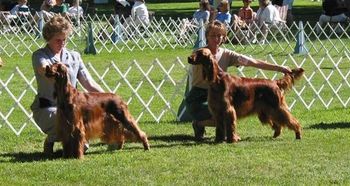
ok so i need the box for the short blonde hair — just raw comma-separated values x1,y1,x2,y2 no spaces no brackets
205,20,228,45
42,15,72,41
219,0,230,12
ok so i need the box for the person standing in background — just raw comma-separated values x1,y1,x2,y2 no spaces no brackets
131,0,149,26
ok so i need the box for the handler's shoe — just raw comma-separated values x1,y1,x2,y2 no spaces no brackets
192,121,205,141
84,143,89,153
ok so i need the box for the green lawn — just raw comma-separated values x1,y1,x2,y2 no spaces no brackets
0,108,349,185
1,0,350,185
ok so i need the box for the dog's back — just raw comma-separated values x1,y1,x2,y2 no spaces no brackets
225,68,304,117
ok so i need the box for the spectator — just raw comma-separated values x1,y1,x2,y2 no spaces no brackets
256,0,283,27
131,0,149,26
283,0,294,25
215,0,232,27
315,0,349,34
253,0,284,43
193,0,211,24
178,0,211,40
31,15,105,155
39,0,69,20
68,0,83,18
185,20,292,141
232,0,255,31
114,0,133,22
10,0,30,16
9,0,31,28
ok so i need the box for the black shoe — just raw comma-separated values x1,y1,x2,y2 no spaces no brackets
192,121,205,141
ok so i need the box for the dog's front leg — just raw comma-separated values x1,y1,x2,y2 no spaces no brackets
70,119,86,159
225,106,240,143
214,113,225,143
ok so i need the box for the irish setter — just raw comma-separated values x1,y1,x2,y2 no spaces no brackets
45,63,150,159
188,48,304,143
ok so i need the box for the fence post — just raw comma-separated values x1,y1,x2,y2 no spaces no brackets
111,15,122,43
176,20,206,122
294,21,308,55
84,22,97,55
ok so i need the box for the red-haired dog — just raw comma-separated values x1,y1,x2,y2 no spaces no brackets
188,48,304,143
45,63,150,159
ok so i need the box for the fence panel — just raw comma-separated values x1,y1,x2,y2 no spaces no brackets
2,15,350,56
1,53,349,135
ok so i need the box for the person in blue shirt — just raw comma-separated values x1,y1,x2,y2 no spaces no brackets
193,0,211,24
215,0,232,27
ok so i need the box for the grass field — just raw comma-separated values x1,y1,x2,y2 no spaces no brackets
1,0,350,185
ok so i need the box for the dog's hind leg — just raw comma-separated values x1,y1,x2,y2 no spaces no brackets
122,115,150,150
272,106,302,140
103,117,125,150
258,110,283,138
107,101,150,150
272,123,282,138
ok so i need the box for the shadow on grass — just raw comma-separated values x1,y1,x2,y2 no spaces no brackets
148,134,280,144
0,150,63,163
306,122,350,130
0,133,294,163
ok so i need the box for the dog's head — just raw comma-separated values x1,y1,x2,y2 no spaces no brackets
188,48,219,83
45,62,68,81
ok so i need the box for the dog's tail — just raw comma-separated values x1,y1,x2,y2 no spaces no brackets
276,68,304,91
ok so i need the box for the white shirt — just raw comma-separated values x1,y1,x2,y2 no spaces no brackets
116,0,130,7
256,4,283,26
131,1,149,25
68,6,84,17
10,4,30,16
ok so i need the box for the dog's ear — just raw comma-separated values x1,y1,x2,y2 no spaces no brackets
56,63,68,79
45,65,55,78
188,53,197,65
202,55,219,83
57,63,65,72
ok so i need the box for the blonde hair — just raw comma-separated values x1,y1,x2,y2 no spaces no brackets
205,20,228,45
42,15,72,41
219,0,230,13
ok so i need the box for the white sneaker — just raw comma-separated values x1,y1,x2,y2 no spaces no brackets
84,143,89,153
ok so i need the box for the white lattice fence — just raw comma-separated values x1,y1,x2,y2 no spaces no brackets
1,54,349,136
2,14,350,56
